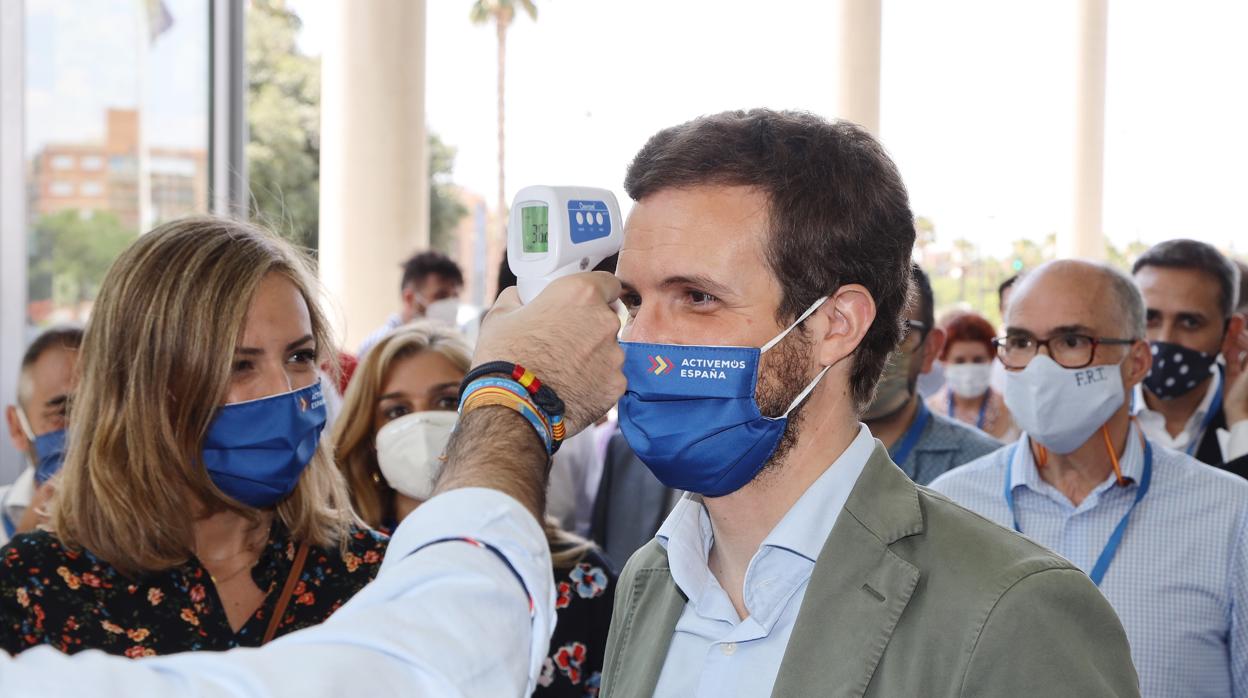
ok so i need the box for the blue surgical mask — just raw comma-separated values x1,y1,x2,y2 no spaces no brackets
17,408,67,485
202,381,327,508
619,298,830,497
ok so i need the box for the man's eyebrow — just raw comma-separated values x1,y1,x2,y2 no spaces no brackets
377,392,407,402
658,275,735,298
1003,324,1096,336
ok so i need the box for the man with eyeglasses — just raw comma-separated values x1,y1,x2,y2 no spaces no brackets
931,259,1248,698
863,264,1001,484
1131,239,1247,478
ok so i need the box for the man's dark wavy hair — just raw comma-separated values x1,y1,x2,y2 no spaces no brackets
624,109,916,411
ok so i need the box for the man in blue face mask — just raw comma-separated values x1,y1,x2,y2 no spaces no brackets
1130,239,1247,478
931,260,1248,698
1,326,81,544
599,110,1137,698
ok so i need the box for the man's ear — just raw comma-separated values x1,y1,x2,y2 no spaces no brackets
6,405,30,454
921,327,946,373
815,284,876,369
1122,339,1152,388
1222,313,1246,359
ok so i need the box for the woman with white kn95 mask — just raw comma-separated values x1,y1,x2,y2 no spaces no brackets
332,321,617,697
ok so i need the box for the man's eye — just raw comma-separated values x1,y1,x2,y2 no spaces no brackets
1180,317,1201,330
620,292,641,313
1007,337,1032,350
232,360,254,374
435,396,459,411
688,290,718,305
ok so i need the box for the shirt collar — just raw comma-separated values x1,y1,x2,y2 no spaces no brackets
761,425,875,561
1132,368,1220,441
1010,421,1147,498
656,425,876,598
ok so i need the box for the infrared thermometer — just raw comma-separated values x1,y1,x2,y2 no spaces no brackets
507,185,623,304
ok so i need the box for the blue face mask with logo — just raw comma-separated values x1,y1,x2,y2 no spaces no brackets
202,381,327,508
16,408,67,485
619,298,830,497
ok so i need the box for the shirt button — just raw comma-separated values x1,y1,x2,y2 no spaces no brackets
721,642,737,656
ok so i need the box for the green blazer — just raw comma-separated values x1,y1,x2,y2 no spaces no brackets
600,444,1139,697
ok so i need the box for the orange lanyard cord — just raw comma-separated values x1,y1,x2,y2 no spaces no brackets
1031,420,1142,488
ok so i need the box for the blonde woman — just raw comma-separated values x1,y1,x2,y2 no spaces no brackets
334,322,617,696
0,217,386,657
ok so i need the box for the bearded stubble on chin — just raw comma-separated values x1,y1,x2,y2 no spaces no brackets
752,323,820,486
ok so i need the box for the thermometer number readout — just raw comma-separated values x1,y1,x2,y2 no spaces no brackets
522,205,549,254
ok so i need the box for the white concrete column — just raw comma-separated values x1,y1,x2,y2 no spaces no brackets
320,0,429,350
1062,0,1109,260
836,0,882,135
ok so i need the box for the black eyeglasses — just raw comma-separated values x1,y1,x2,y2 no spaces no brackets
992,333,1136,369
899,320,929,352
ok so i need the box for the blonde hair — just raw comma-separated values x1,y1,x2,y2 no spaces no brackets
333,322,593,569
52,216,357,575
334,321,472,528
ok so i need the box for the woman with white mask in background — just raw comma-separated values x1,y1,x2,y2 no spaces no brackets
332,322,617,697
928,311,1019,441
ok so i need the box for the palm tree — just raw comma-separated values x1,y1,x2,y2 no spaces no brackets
470,0,537,233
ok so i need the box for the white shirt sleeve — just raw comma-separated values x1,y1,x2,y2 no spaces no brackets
0,487,556,698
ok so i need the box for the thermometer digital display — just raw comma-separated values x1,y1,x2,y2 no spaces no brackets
508,185,623,303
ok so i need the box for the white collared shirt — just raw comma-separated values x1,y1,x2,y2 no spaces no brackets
651,426,876,698
0,487,556,697
1134,370,1220,455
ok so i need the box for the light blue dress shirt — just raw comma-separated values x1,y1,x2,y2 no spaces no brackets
0,487,556,697
652,426,876,697
930,425,1248,698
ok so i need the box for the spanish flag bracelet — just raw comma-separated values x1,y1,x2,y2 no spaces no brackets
460,361,566,422
458,376,565,455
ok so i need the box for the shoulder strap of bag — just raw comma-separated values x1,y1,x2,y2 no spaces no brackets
263,540,310,644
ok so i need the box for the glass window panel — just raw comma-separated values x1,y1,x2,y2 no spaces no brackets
24,0,210,328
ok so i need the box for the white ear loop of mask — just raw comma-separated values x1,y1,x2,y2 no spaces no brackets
14,406,36,442
760,296,833,419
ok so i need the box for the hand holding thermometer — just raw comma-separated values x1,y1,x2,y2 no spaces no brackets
507,185,623,304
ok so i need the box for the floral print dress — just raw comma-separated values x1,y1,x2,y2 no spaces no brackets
537,547,617,698
0,523,387,656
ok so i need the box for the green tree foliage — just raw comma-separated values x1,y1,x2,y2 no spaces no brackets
28,210,136,317
429,133,468,255
246,0,320,251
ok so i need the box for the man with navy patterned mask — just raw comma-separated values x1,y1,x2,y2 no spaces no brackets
1132,239,1248,478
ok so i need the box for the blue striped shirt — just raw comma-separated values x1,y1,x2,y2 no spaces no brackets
930,425,1248,698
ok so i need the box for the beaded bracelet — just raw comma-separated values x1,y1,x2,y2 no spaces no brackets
459,377,555,455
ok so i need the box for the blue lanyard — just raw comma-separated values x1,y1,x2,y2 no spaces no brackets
1186,366,1224,457
890,400,931,466
947,391,989,431
1003,439,1153,587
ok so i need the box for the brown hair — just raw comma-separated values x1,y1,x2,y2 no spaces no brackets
333,322,592,568
624,109,916,411
52,216,356,575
